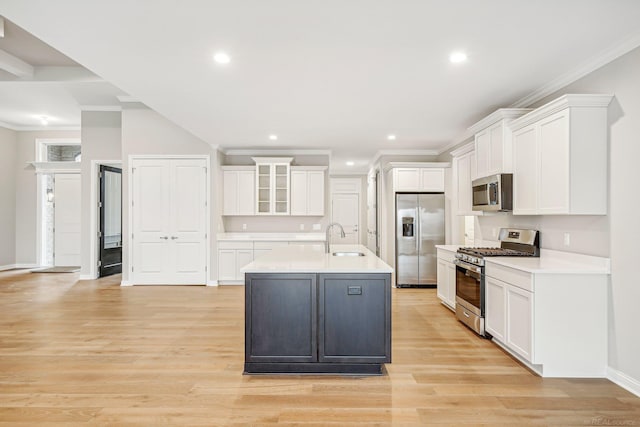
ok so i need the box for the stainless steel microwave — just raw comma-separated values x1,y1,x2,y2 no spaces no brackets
472,174,513,212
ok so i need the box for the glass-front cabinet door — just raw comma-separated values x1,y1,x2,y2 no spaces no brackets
253,157,292,215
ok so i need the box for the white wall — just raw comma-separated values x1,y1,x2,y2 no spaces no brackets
80,111,122,277
0,127,18,268
14,130,81,266
121,106,219,282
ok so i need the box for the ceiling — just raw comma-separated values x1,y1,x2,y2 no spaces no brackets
2,1,640,172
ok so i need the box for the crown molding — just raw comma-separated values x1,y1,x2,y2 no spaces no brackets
0,121,80,131
467,108,533,134
222,148,331,156
450,141,475,157
116,95,139,103
511,31,640,108
510,94,614,131
79,105,122,112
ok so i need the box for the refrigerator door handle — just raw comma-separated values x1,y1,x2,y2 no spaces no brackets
415,207,420,253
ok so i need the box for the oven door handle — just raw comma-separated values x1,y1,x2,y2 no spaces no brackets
454,259,482,280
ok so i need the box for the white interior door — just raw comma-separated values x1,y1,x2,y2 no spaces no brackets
54,174,81,266
132,158,207,285
331,193,359,244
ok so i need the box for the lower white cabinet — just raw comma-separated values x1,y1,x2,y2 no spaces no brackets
436,249,456,309
484,260,607,377
218,242,254,283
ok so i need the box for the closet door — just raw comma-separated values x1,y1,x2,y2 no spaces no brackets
131,158,208,285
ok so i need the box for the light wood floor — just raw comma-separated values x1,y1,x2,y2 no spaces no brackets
1,270,639,426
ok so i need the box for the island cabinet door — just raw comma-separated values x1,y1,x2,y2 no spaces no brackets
318,274,391,364
245,274,317,363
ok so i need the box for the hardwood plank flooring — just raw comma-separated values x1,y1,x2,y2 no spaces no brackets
1,269,639,426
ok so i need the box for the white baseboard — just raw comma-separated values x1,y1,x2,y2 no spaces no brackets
79,274,98,281
120,280,133,286
218,281,244,286
607,366,640,397
0,264,17,271
207,280,219,286
15,263,38,269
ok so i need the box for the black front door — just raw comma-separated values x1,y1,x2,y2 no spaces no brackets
99,165,122,277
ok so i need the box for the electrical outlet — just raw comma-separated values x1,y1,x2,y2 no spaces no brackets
564,232,571,246
242,223,247,231
299,224,305,231
312,224,321,231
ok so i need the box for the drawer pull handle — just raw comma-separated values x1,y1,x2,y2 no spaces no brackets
463,311,470,318
348,286,362,295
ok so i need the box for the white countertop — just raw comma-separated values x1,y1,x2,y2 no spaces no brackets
241,244,393,273
217,232,326,242
435,244,461,252
484,249,610,274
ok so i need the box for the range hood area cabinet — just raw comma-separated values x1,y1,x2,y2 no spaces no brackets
469,108,532,180
510,94,613,215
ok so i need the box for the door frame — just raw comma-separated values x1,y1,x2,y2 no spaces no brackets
126,155,210,286
99,165,123,277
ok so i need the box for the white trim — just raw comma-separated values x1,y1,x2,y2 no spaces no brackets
89,160,123,280
383,161,451,172
79,274,97,281
120,280,133,286
116,95,139,103
5,263,39,270
450,141,475,157
79,105,122,112
511,32,640,108
223,149,331,156
30,162,81,174
0,264,16,271
128,154,207,160
607,366,640,398
207,280,219,286
0,122,80,131
467,108,533,134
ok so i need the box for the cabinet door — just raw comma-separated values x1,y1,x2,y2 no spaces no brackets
506,284,533,362
485,277,506,342
274,164,290,214
446,262,456,308
436,259,448,303
475,130,489,179
218,249,237,281
395,168,420,191
538,110,570,214
256,164,272,214
420,168,445,192
456,153,472,214
307,171,325,215
235,249,254,280
488,122,505,175
513,124,538,215
223,171,238,215
237,170,256,215
245,274,317,362
318,274,391,363
290,170,307,215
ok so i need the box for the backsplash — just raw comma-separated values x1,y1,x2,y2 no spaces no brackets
475,213,609,257
222,216,330,233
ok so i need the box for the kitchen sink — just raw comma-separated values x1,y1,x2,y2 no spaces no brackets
332,251,365,257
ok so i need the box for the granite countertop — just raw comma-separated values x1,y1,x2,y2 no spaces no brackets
217,232,326,241
241,244,393,274
484,249,610,274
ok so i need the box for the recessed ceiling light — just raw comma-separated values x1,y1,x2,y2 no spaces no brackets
449,51,468,64
213,51,231,65
268,134,278,141
346,161,355,166
387,134,396,141
40,116,49,126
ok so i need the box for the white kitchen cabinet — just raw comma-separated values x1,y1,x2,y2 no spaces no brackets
392,166,446,192
222,167,255,215
253,157,292,215
484,276,506,343
505,284,533,361
217,241,254,283
471,109,531,180
451,146,481,216
511,94,613,215
436,249,456,310
290,167,326,216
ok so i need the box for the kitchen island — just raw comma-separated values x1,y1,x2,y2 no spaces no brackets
241,244,393,375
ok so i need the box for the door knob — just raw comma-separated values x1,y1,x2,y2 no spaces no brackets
160,236,168,240
171,236,178,240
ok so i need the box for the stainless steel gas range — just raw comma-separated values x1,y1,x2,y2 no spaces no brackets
454,228,540,337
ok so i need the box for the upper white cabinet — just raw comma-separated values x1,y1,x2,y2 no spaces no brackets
470,108,532,179
450,143,481,216
390,163,448,192
222,166,255,215
510,94,613,215
253,157,293,215
290,166,327,216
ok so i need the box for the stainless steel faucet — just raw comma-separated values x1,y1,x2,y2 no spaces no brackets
325,222,346,253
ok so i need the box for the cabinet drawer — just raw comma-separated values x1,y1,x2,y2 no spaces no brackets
485,263,533,292
253,241,289,250
218,241,254,250
437,249,456,263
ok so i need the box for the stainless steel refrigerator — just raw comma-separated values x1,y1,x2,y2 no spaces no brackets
396,193,445,287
